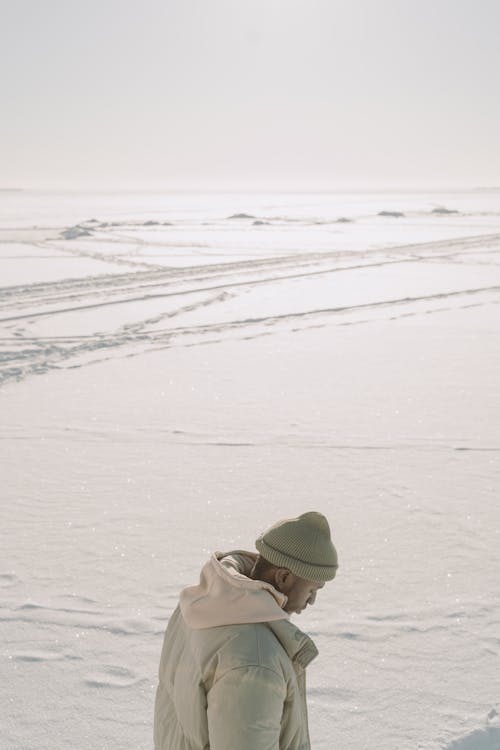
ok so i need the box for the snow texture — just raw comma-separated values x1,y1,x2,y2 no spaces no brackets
1,189,499,750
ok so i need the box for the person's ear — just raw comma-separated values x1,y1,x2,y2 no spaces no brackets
274,568,291,592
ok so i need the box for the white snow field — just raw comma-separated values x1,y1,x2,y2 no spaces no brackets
1,189,499,750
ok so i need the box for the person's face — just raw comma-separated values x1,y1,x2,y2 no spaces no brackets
275,570,326,615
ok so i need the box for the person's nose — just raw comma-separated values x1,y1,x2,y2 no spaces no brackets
308,591,317,606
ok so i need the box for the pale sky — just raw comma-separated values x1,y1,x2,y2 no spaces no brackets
1,0,499,189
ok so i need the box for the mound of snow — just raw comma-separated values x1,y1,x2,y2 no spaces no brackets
378,210,405,218
60,226,93,239
432,207,459,214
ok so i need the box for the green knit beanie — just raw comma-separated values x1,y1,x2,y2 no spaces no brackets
255,511,338,582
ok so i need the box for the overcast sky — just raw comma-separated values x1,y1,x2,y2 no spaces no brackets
1,0,499,189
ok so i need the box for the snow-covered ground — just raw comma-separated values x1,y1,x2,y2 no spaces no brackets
1,189,499,749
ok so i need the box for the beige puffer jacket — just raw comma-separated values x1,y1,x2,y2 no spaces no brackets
154,551,319,750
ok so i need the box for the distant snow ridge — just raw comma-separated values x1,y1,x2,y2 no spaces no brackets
227,212,316,224
227,211,356,224
60,219,172,238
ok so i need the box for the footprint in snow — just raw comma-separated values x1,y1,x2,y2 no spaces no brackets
0,573,19,587
84,665,141,688
13,650,65,663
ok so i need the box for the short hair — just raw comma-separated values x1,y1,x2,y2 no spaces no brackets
251,554,281,580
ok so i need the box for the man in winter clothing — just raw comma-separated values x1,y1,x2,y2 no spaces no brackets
154,511,338,750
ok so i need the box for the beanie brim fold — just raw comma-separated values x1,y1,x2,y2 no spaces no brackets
256,537,338,582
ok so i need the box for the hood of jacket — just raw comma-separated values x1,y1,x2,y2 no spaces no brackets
179,550,290,630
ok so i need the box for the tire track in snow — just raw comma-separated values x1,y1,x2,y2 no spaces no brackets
1,285,498,386
3,230,500,311
1,232,499,386
0,290,232,385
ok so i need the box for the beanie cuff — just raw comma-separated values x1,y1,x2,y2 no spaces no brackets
256,538,338,582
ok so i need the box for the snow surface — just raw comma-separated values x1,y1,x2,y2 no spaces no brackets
1,190,499,749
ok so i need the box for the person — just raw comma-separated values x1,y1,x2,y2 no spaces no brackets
154,511,338,750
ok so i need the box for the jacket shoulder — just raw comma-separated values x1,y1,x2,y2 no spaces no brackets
193,621,291,686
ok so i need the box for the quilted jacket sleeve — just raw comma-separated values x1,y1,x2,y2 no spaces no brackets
207,665,286,750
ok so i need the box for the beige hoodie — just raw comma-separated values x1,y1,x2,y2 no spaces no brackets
179,551,290,629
